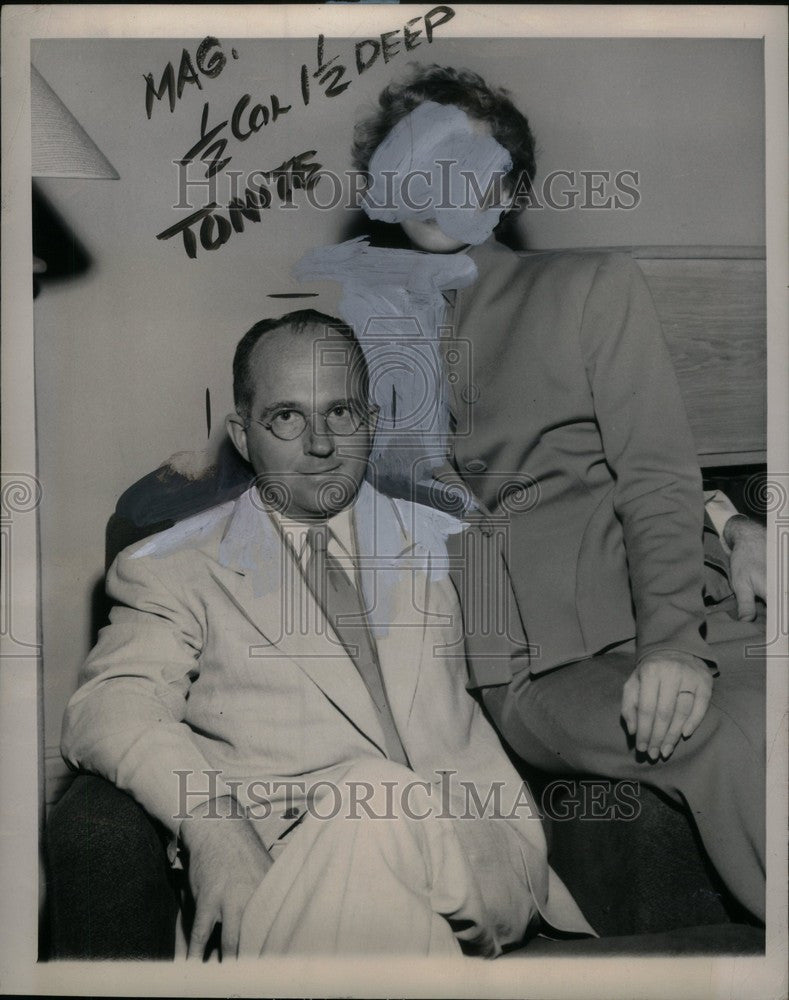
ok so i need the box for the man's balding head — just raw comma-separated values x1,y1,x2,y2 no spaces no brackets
227,310,374,520
232,309,368,420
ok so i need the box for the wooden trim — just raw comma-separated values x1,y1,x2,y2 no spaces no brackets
518,246,766,469
699,451,766,468
523,245,766,260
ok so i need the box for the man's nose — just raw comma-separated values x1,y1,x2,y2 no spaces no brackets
303,413,335,456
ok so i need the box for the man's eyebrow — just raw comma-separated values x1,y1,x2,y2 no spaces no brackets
257,400,303,417
259,397,360,417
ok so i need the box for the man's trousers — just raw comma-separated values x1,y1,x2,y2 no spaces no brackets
239,758,543,956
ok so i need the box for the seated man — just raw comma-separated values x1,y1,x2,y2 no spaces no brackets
58,308,593,959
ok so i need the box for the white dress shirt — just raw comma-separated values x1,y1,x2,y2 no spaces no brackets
270,504,357,579
703,489,740,554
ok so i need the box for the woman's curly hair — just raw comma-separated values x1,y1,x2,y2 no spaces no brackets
352,64,537,213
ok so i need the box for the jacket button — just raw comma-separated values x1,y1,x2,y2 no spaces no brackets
282,806,301,820
465,459,487,473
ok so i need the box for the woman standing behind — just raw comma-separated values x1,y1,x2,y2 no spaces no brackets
337,63,765,922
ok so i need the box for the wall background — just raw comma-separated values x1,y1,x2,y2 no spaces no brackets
31,35,764,787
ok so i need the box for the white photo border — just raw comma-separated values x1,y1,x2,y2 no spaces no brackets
1,5,786,997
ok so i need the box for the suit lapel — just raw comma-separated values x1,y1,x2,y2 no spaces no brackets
354,483,430,738
215,486,388,755
375,559,429,739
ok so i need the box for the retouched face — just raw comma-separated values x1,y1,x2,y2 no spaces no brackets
227,326,373,520
399,217,470,254
366,102,511,253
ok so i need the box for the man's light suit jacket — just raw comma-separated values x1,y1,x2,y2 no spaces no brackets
61,480,590,936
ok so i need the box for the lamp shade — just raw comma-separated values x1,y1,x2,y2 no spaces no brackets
31,64,119,179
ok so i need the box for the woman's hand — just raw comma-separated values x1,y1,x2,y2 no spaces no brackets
621,651,713,761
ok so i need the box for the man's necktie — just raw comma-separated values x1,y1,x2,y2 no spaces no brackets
304,525,409,767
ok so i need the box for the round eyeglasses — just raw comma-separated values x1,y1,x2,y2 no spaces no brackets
249,401,376,441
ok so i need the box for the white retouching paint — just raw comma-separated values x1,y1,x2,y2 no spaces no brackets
363,101,512,247
293,238,478,503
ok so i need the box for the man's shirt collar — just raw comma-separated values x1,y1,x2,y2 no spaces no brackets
269,499,356,570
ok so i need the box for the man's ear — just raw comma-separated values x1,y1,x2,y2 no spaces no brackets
226,412,250,464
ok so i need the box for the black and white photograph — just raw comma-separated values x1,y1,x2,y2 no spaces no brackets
1,4,787,996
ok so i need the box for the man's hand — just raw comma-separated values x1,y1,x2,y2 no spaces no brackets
181,795,273,960
724,515,766,621
621,651,713,761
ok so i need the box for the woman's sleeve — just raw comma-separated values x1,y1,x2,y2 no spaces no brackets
577,253,715,669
